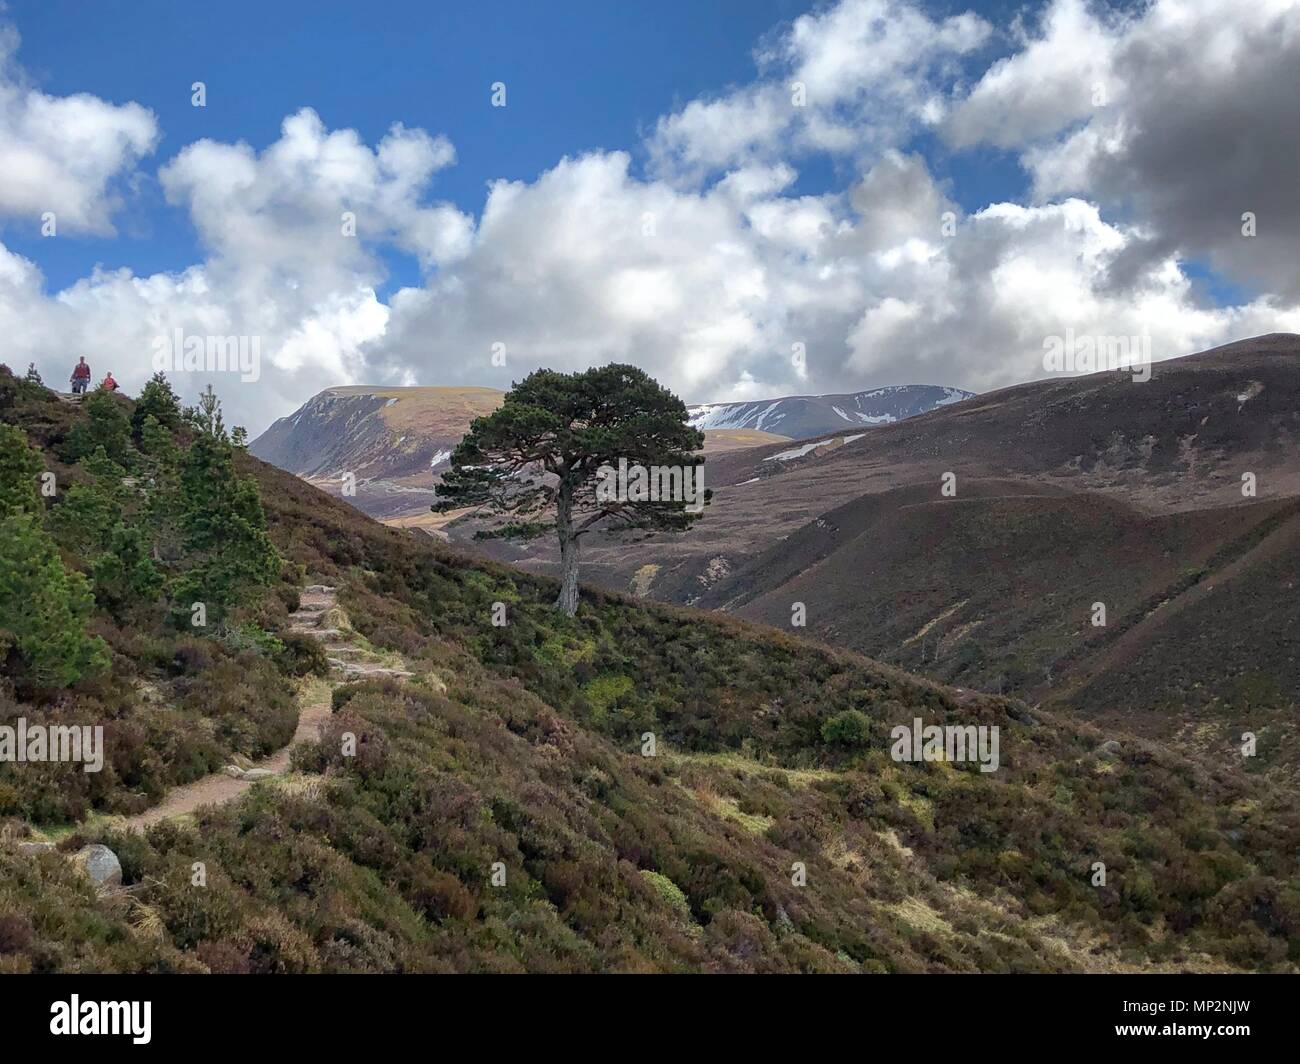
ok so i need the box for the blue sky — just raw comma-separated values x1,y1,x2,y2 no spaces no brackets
8,0,1039,293
7,0,820,291
0,0,1294,433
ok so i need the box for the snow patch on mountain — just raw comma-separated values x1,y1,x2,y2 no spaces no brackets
688,384,974,440
764,442,823,462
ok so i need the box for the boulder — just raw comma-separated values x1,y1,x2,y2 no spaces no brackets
1095,739,1123,761
240,769,275,782
221,764,246,779
72,844,122,889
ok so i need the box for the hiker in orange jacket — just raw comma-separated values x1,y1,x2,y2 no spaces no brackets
70,356,91,394
100,372,119,393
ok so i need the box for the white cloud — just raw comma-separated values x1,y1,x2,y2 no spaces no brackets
0,24,157,234
161,109,470,276
945,0,1128,150
649,0,992,177
5,0,1300,438
948,0,1300,299
5,103,458,429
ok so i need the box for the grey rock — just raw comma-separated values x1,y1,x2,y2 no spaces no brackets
72,844,122,889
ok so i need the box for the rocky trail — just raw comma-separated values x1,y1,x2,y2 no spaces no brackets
120,584,411,833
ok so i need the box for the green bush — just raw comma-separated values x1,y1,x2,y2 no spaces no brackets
277,632,330,677
821,709,872,747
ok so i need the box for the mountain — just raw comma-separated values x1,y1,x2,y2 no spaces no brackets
251,386,791,525
688,385,974,439
250,385,505,522
250,383,970,528
450,335,1300,763
3,365,1297,973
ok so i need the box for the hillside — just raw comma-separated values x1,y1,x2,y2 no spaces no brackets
688,384,974,438
250,385,506,521
706,482,1300,761
457,335,1300,752
700,428,792,453
3,367,1298,973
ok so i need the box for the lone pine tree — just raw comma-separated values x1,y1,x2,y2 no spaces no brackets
434,364,706,615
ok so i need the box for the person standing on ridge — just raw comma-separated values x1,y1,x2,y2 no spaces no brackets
70,356,91,394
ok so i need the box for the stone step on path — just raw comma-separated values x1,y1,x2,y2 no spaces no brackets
332,660,415,681
290,585,415,681
115,582,415,833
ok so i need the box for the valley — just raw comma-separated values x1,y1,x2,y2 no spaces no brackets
429,335,1300,768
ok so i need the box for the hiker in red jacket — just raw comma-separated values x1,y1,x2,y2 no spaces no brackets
69,356,91,394
100,372,119,393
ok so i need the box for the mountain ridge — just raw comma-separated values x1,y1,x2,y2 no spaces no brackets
687,384,974,438
250,380,972,524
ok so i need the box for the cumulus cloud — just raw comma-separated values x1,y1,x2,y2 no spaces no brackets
6,0,1300,436
0,24,157,233
5,104,466,429
161,109,469,274
949,0,1300,300
649,0,992,177
370,143,1278,406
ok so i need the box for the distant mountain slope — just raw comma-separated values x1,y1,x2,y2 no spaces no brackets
252,382,968,524
250,385,504,520
250,386,791,522
451,334,1300,752
705,481,1300,759
688,384,974,439
700,427,791,452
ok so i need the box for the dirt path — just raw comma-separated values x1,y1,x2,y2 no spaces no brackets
120,584,408,833
122,691,333,832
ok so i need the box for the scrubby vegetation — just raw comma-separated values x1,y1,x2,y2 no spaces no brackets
1,366,1298,973
0,368,294,821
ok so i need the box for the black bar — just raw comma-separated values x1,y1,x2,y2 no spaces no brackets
1,973,1290,1052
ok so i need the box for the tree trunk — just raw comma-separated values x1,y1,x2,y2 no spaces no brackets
555,480,580,616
